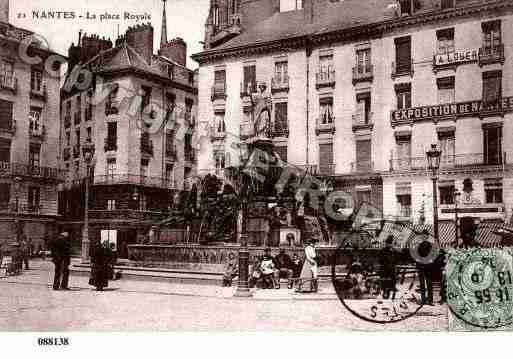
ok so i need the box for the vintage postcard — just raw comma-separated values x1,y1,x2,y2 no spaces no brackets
1,0,513,341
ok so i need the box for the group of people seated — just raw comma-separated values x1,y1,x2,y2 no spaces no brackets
223,248,302,290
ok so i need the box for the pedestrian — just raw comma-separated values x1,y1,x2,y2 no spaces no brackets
19,236,30,270
274,248,294,289
296,240,318,293
89,241,113,291
48,232,71,290
379,235,397,299
260,248,278,289
416,232,435,305
222,252,238,287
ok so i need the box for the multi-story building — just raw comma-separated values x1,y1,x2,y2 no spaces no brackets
193,0,513,244
59,0,198,258
0,3,64,248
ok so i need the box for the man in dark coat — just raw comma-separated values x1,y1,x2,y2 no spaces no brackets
379,235,397,299
274,248,294,289
48,232,71,290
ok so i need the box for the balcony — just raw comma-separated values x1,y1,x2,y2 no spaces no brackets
141,137,154,157
93,174,178,190
73,144,80,159
210,125,226,141
0,75,17,93
479,44,505,67
211,84,227,101
104,137,117,152
351,160,374,173
0,161,65,182
184,148,196,163
352,65,374,85
352,112,374,132
317,163,336,176
29,123,46,140
391,60,414,79
63,148,71,161
165,143,177,159
271,75,289,93
64,115,71,129
0,119,16,135
389,152,507,172
30,84,47,101
315,69,336,89
73,112,81,125
316,117,335,136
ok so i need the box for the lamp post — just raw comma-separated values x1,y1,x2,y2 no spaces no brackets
234,168,252,297
426,144,442,244
81,140,95,263
13,176,22,243
454,188,461,248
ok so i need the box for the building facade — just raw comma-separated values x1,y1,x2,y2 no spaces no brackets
0,6,64,249
59,1,198,257
193,0,513,243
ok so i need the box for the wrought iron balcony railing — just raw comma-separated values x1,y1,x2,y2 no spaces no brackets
391,60,414,78
240,81,257,98
0,161,65,181
93,174,177,189
389,152,507,171
271,75,289,93
351,160,374,173
315,69,336,89
317,163,336,176
29,123,45,139
352,65,374,84
479,44,505,66
30,84,47,101
184,148,196,162
211,83,227,101
352,112,373,131
104,137,117,152
316,116,335,135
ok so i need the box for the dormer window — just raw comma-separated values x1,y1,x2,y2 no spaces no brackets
399,0,412,16
441,0,455,10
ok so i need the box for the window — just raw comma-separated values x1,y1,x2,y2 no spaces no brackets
106,122,117,150
319,143,334,174
485,178,503,204
66,132,71,146
356,189,372,208
274,102,288,135
166,93,176,114
185,98,193,122
29,107,42,134
356,48,371,74
65,100,71,117
139,195,147,211
483,124,502,166
0,183,9,208
395,133,412,169
74,161,80,175
319,55,334,74
355,139,372,172
399,0,412,15
29,144,40,169
214,69,226,89
105,83,119,115
441,0,455,10
1,60,14,86
436,28,455,54
86,127,92,142
439,181,455,205
394,36,412,74
214,151,226,174
107,199,116,211
165,164,174,183
213,5,219,27
140,159,149,179
77,95,82,112
356,92,371,124
215,112,226,133
30,68,43,92
141,85,152,113
438,129,455,165
0,139,10,163
166,130,175,157
437,76,455,104
280,0,303,12
274,61,288,84
243,64,256,94
75,129,80,145
397,194,411,217
28,187,40,211
0,99,13,130
482,71,502,104
107,158,116,178
319,98,334,125
482,20,501,50
395,83,411,109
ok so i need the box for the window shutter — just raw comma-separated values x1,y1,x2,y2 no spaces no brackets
395,37,411,71
0,139,10,163
274,103,288,132
356,140,371,170
319,143,333,167
215,70,226,85
243,65,256,93
0,100,13,129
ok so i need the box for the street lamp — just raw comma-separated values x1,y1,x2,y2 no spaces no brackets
81,140,95,263
454,188,461,248
426,144,442,244
234,168,252,298
13,176,22,242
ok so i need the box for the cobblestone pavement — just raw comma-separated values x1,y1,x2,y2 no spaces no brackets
0,259,448,331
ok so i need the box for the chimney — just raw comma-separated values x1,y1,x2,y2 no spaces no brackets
159,37,187,67
304,0,314,23
126,23,154,64
80,33,113,64
0,0,9,23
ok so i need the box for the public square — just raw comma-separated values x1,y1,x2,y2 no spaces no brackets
0,259,447,331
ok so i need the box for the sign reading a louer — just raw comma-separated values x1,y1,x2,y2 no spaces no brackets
392,97,513,123
434,49,478,66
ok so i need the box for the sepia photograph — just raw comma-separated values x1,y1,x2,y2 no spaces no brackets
1,0,513,349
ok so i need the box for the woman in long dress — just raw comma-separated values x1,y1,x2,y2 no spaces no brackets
296,240,318,293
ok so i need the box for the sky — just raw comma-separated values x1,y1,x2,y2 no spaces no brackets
10,0,210,69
